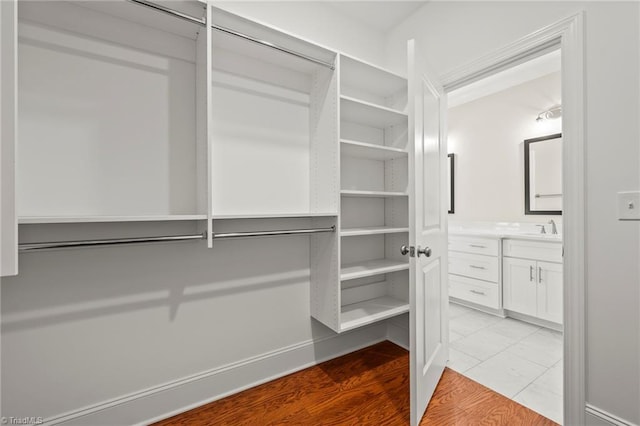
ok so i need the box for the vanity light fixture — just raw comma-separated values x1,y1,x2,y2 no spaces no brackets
536,105,562,122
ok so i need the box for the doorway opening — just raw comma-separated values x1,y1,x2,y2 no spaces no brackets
444,48,564,424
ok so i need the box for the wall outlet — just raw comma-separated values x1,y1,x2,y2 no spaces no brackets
617,191,640,220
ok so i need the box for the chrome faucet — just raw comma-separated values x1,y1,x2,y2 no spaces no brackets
548,219,558,235
536,224,546,234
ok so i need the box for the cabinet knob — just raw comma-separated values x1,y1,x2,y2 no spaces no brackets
400,245,411,256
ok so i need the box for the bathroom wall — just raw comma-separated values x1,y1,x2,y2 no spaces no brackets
448,71,562,224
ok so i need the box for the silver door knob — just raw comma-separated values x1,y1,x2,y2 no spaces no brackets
400,245,410,256
417,246,432,257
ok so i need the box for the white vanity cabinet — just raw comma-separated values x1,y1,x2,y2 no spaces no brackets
448,235,501,310
502,239,563,324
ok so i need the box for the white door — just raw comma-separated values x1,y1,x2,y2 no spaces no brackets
407,39,448,426
537,261,563,323
503,257,537,316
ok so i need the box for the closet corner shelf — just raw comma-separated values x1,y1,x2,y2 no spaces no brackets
340,296,409,332
212,213,338,220
340,96,408,128
340,190,408,198
340,259,409,281
339,54,408,96
18,215,208,224
340,139,408,161
340,226,409,237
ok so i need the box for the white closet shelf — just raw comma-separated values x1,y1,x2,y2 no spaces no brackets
340,226,409,237
341,190,408,198
340,54,407,100
212,213,338,220
340,296,409,332
18,215,208,224
340,139,408,161
340,96,407,128
340,259,409,281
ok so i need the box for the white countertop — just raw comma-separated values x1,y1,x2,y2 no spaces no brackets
449,222,563,242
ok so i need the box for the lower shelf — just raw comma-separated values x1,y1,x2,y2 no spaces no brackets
340,296,409,332
340,259,409,280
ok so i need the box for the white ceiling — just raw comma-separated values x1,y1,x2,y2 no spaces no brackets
448,50,562,108
327,1,428,32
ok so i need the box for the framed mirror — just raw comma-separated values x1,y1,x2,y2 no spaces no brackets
524,133,562,215
448,153,455,214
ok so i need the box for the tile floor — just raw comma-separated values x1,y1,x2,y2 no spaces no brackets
447,302,563,424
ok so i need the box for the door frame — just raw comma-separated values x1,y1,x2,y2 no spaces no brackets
439,13,586,426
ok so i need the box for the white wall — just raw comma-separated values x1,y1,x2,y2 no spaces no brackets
386,2,640,423
448,72,562,223
215,2,386,66
0,4,390,424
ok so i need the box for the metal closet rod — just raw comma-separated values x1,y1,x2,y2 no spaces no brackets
128,0,335,70
18,226,336,252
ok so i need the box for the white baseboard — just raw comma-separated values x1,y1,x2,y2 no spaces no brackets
586,404,639,426
49,323,388,425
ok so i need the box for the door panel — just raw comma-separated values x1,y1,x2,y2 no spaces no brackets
408,39,448,426
423,260,442,369
503,257,537,316
537,261,563,323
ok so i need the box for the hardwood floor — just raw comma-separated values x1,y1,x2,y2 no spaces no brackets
153,341,558,425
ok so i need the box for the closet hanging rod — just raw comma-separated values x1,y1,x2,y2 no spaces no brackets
18,226,335,252
127,0,335,70
128,0,206,26
19,233,207,252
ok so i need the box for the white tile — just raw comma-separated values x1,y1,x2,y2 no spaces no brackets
450,328,516,360
449,331,464,343
513,382,563,424
447,348,482,373
449,302,475,318
449,309,502,336
531,361,563,396
464,351,547,398
486,318,541,341
505,328,563,367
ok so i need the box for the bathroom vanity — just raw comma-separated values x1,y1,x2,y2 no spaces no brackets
448,224,563,329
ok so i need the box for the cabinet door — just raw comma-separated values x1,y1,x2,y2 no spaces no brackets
0,0,18,277
503,257,537,316
537,261,563,323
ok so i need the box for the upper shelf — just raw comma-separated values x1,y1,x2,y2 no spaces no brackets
340,139,408,161
340,96,407,128
340,54,407,98
18,215,208,224
212,213,338,220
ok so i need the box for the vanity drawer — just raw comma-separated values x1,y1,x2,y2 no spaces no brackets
502,239,562,263
449,274,500,309
448,236,499,256
449,251,499,282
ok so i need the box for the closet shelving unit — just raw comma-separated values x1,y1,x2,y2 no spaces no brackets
208,6,339,251
15,0,212,239
14,1,340,252
10,0,410,335
311,54,410,333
